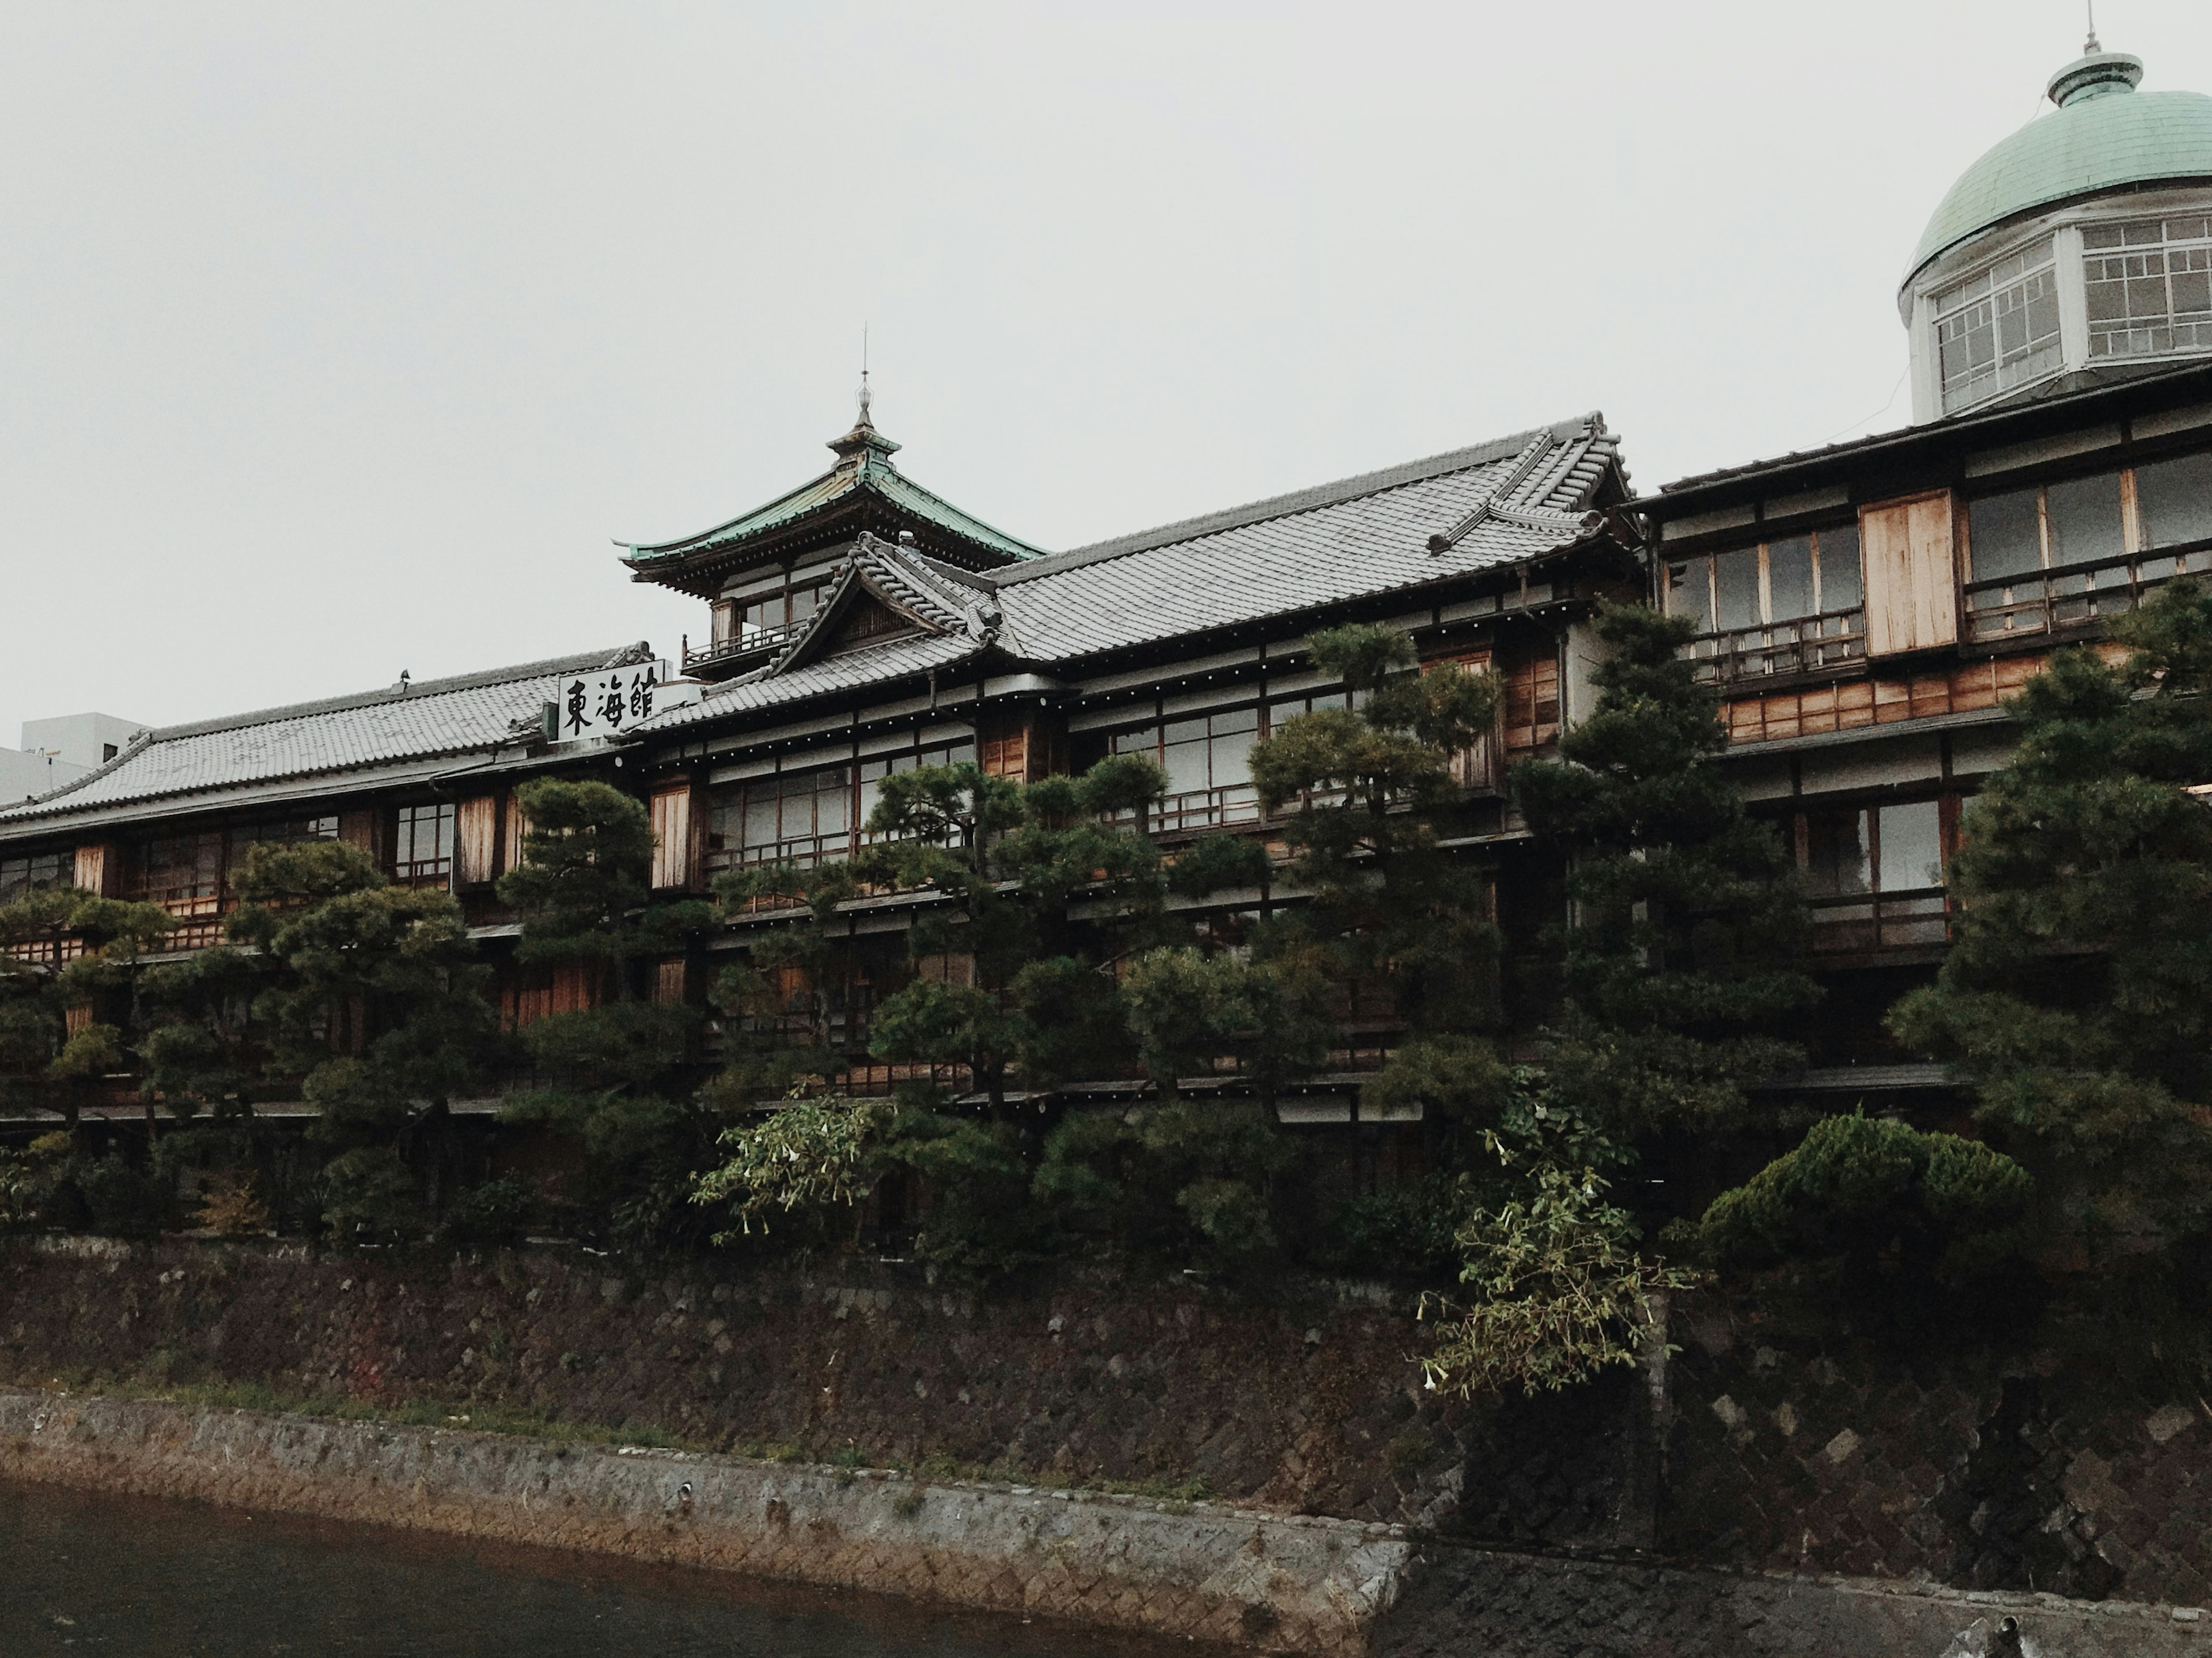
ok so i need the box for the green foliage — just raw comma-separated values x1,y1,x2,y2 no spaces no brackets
1421,1122,1699,1398
1033,1098,1302,1264
1891,582,2212,1261
692,1086,887,1239
1119,944,1329,1102
1696,1111,2033,1291
438,1175,542,1249
319,1144,427,1246
1317,1174,1470,1280
0,1132,70,1230
1249,623,1503,1045
1514,601,1817,1138
497,779,658,963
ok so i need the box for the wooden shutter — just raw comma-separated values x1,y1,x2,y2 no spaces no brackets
649,781,697,891
454,795,501,886
338,810,381,861
1428,646,1501,792
73,842,116,897
1861,492,1959,658
505,791,528,871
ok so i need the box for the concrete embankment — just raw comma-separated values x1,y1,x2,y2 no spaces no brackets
7,1386,2209,1658
0,1386,1406,1655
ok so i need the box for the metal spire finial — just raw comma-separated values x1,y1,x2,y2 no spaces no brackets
857,324,872,427
2085,0,2100,55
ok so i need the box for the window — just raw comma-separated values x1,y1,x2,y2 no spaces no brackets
2135,450,2212,549
717,767,852,868
1666,528,1863,635
1936,236,2061,412
393,803,455,887
707,739,978,874
1967,474,2133,580
1798,798,1950,950
137,832,225,915
2084,217,2212,361
0,851,63,904
729,577,833,643
1666,526,1866,679
1115,708,1261,830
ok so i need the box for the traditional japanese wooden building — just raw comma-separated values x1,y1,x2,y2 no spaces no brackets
6,31,2210,1154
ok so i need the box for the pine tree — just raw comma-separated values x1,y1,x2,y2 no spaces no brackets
494,777,715,1250
1513,602,1817,1141
1891,581,2212,1263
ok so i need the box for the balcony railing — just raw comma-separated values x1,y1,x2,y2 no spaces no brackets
1808,886,1949,952
683,621,804,673
1686,606,1868,685
1963,538,2212,644
1153,784,1264,835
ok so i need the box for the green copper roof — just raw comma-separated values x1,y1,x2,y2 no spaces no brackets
619,420,1046,569
1906,49,2212,294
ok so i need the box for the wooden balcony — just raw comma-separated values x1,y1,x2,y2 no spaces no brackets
1963,536,2212,645
1687,605,1868,686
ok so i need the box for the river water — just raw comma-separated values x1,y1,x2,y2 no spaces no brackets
0,1481,1196,1658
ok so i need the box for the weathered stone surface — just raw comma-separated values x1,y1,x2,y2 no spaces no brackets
0,1387,1408,1656
1378,1545,2212,1658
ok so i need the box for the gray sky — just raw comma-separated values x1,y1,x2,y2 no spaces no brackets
4,2,2208,745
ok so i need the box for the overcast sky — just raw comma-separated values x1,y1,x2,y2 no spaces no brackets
4,1,2208,746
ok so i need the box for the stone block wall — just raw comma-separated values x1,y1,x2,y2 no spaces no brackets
1661,1304,2212,1609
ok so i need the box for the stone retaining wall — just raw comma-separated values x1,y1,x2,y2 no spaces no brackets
0,1386,1407,1655
1379,1542,2211,1657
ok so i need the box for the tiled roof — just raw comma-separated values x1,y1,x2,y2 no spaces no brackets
638,632,986,734
0,647,649,824
618,423,1046,568
984,416,1617,659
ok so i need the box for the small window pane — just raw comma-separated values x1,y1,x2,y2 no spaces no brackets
2135,450,2212,548
1804,809,1871,897
1713,546,1760,631
1816,526,1862,610
1162,736,1208,795
1164,718,1206,746
1210,726,1257,786
1665,557,1712,631
1877,800,1944,892
1968,488,2043,581
1113,726,1157,756
1766,537,1815,622
2045,473,2126,567
1211,707,1259,736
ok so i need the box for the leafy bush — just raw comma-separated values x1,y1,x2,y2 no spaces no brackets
1317,1175,1469,1281
0,1132,70,1230
319,1145,427,1246
1422,1129,1697,1398
191,1173,272,1237
438,1175,541,1249
1696,1111,2033,1291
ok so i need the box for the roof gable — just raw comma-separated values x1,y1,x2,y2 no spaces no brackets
768,533,1005,676
617,418,1047,589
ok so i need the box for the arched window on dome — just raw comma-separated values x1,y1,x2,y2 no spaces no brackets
1934,236,2062,413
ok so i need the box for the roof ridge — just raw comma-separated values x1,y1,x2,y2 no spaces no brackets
996,416,1604,586
135,647,646,746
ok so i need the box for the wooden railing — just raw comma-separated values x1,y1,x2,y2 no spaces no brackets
1807,886,1949,953
1686,605,1868,685
1963,537,2212,644
683,620,803,673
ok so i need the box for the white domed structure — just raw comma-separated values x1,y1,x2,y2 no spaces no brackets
1902,37,2212,423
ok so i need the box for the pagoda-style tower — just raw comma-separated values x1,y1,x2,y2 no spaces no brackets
618,399,1046,680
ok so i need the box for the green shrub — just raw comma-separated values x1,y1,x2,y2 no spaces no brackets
1697,1111,2033,1292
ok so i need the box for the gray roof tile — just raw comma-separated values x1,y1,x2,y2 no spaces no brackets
0,647,649,824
